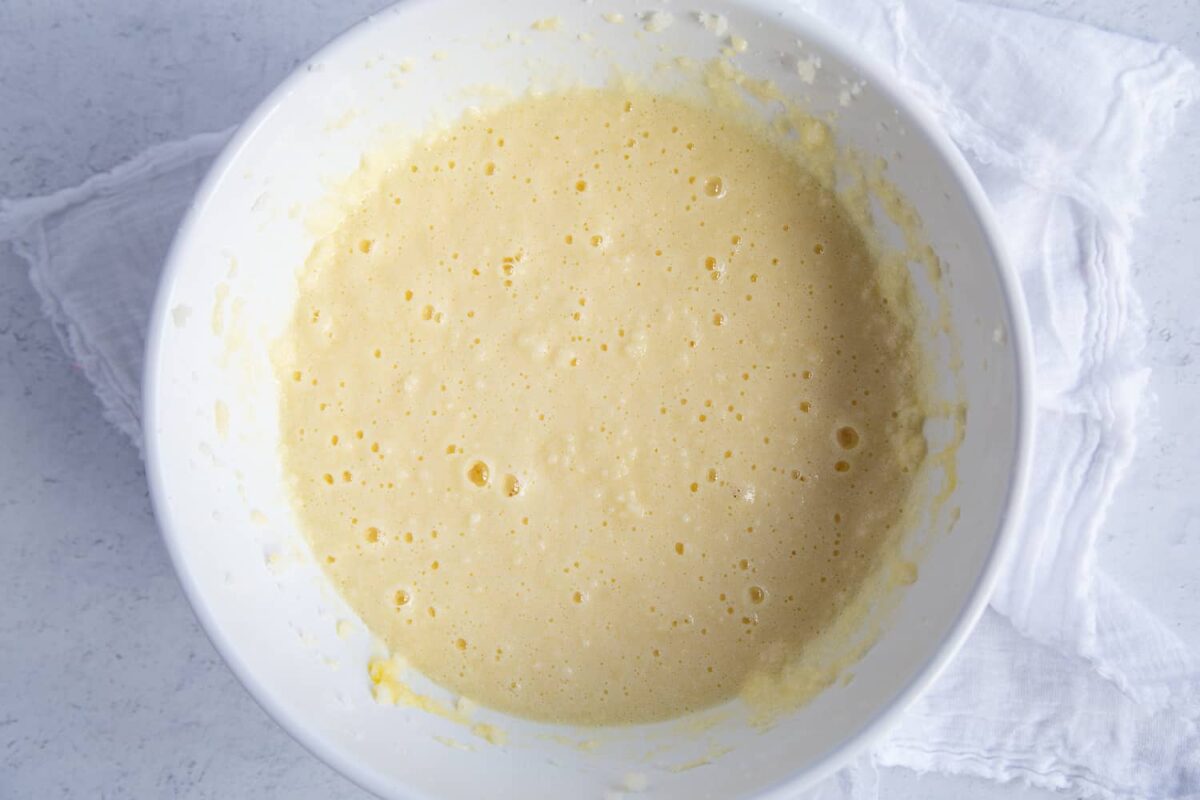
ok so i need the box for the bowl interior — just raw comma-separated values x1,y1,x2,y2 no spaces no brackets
145,1,1027,797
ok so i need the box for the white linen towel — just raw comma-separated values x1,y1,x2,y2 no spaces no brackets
1,1,1196,797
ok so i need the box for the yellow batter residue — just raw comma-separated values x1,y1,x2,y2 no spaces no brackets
278,88,929,726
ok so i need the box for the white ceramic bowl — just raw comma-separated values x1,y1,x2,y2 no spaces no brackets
144,1,1032,797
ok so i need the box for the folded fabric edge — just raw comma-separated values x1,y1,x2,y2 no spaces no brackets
1040,61,1198,711
876,748,1151,800
0,128,234,452
0,128,233,239
980,46,1198,714
14,229,145,450
893,19,1199,231
1089,569,1200,719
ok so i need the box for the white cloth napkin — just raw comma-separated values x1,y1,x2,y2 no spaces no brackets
1,1,1196,797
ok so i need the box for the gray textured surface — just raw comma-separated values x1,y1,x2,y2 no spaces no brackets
0,1,1195,798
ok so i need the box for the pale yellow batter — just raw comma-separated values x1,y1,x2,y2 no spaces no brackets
278,89,927,726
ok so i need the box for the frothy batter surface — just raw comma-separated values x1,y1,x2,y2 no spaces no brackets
278,89,926,725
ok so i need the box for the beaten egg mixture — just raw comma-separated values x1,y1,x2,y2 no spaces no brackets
277,88,926,725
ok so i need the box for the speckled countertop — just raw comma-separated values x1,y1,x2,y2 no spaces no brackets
1,1,1196,798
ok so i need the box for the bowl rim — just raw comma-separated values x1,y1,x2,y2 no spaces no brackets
142,1,1035,797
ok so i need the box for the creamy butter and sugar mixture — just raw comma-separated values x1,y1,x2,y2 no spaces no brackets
278,88,927,726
